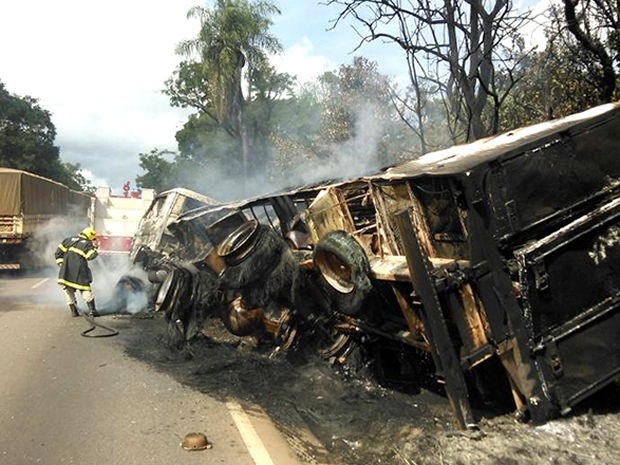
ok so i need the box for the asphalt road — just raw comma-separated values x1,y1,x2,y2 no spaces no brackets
0,272,311,465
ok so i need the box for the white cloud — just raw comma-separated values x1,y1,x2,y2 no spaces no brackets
1,1,551,195
0,0,198,192
271,37,336,85
0,1,405,193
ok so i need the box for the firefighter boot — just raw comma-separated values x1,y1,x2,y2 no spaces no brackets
69,303,79,317
87,300,100,318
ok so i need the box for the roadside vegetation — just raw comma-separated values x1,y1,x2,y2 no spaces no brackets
1,0,619,197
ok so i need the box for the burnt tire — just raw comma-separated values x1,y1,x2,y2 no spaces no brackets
154,267,184,314
237,245,299,309
154,269,176,312
313,230,372,315
162,267,194,347
167,267,192,321
108,275,147,314
155,266,191,319
219,223,284,290
217,220,262,266
318,331,354,360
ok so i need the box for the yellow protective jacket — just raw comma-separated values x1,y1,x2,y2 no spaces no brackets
55,233,98,290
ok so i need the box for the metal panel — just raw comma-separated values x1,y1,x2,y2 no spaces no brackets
516,198,620,336
535,308,620,413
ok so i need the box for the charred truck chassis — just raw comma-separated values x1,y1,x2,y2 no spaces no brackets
133,103,620,429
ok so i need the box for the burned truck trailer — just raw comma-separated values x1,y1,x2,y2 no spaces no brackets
302,102,620,427
134,103,620,428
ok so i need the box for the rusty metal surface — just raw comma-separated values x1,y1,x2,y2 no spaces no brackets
130,103,620,429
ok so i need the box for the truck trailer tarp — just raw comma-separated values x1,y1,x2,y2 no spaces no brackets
0,168,73,216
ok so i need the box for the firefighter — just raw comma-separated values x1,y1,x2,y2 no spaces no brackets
55,226,100,318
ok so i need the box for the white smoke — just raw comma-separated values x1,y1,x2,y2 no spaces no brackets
27,216,85,269
90,256,151,314
176,100,393,202
284,100,386,187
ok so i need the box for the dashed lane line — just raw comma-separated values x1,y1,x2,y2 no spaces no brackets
32,278,49,289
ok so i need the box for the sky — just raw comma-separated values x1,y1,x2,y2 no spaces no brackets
0,1,544,195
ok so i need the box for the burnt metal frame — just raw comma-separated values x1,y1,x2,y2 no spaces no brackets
395,208,477,429
459,167,566,423
391,165,566,426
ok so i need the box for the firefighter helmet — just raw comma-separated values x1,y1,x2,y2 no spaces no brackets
80,227,97,241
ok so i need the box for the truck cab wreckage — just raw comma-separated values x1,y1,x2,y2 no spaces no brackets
131,103,620,429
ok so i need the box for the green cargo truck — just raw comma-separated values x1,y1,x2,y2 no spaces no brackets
0,168,91,270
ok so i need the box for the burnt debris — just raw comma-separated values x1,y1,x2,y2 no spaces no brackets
130,103,620,429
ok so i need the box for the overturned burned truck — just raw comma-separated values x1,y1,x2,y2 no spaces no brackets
130,187,220,264
132,103,620,429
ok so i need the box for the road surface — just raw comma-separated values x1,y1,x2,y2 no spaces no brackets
0,271,316,465
3,271,618,465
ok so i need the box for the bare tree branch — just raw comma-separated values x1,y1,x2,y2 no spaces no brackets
326,0,535,143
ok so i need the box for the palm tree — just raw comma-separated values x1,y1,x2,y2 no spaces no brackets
176,0,282,184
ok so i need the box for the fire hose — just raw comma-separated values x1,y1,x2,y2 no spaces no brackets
80,314,119,338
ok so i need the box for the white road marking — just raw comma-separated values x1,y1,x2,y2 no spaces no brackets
32,278,49,289
226,399,276,465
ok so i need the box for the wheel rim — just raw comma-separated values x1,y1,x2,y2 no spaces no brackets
154,270,175,312
314,249,355,294
217,220,261,266
318,331,353,359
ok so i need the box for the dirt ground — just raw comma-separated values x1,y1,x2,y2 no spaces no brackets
114,311,619,465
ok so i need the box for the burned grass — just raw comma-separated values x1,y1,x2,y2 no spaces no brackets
119,313,619,465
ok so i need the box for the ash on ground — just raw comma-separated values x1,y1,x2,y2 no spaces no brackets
118,313,619,465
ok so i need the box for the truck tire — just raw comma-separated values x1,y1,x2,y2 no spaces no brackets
237,245,299,309
217,220,262,266
155,266,190,317
318,331,354,360
167,267,192,320
154,269,176,312
313,230,372,315
219,222,284,290
148,268,168,284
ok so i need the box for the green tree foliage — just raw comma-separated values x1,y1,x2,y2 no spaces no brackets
500,2,620,129
269,57,414,186
500,45,602,129
560,0,619,103
314,58,410,161
159,55,410,197
0,81,58,173
147,0,618,199
63,162,94,192
0,80,89,190
165,0,290,186
135,148,177,192
329,57,413,167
